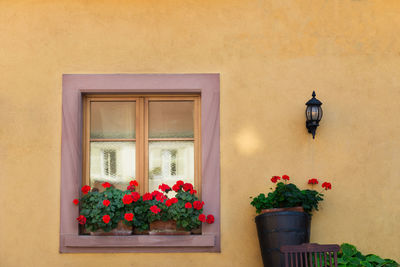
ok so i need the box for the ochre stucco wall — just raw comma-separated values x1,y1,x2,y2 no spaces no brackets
1,0,399,266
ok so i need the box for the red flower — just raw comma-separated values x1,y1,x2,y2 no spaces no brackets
193,200,204,210
130,180,139,187
102,215,110,224
189,189,197,195
131,192,140,202
76,215,86,225
142,193,153,201
103,199,110,207
102,182,111,188
185,202,192,209
176,180,184,186
127,185,135,191
270,176,280,183
206,214,215,224
165,199,173,207
150,205,161,214
282,175,290,181
122,194,133,204
124,213,134,221
308,178,319,185
182,183,193,192
158,184,171,192
81,185,91,194
322,182,332,190
172,184,181,192
198,214,206,222
170,197,178,204
156,193,166,202
151,190,161,197
127,180,139,191
73,199,79,205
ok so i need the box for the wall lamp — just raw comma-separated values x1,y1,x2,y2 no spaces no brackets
305,91,323,139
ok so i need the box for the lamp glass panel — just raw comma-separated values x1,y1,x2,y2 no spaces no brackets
311,106,320,120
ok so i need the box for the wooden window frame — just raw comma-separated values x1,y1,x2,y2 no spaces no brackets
60,74,220,253
83,95,202,196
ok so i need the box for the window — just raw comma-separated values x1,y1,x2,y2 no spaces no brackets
60,74,220,253
83,95,201,195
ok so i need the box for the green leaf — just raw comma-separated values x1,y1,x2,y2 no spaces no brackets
342,243,358,257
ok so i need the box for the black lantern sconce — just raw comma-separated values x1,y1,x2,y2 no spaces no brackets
305,91,323,139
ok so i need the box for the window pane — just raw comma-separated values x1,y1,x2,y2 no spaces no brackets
91,102,136,139
149,101,194,138
90,142,135,190
148,141,194,193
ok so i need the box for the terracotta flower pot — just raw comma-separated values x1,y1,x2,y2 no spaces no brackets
149,220,190,235
90,220,133,236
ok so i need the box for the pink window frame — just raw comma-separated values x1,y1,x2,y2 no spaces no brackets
60,74,220,253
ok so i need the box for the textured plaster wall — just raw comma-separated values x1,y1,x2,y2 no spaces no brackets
1,0,400,266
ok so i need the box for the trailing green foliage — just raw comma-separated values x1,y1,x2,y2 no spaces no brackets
250,182,323,215
336,243,399,267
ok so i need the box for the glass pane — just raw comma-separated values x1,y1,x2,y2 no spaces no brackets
149,101,194,138
148,141,194,194
91,102,136,139
90,142,135,191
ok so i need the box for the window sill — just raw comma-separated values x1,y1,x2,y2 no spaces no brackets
60,234,218,253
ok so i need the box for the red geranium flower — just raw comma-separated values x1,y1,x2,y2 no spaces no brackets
156,193,166,202
103,199,110,207
81,185,91,194
189,189,197,195
131,192,140,202
151,190,161,197
322,182,332,190
124,213,134,221
170,197,178,204
102,215,110,224
270,176,280,183
176,180,184,186
185,202,192,209
172,184,181,192
158,184,171,192
130,180,139,187
198,214,206,222
142,193,153,201
206,214,215,224
122,194,133,204
73,199,79,205
308,178,319,185
193,200,204,210
282,175,290,181
76,215,86,225
102,182,111,188
150,205,161,214
165,199,173,207
182,183,193,192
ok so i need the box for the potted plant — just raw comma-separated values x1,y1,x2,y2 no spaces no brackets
73,181,140,235
125,181,215,235
250,175,332,267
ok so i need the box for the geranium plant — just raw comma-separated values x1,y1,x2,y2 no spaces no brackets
126,181,214,232
250,175,332,215
73,181,139,233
